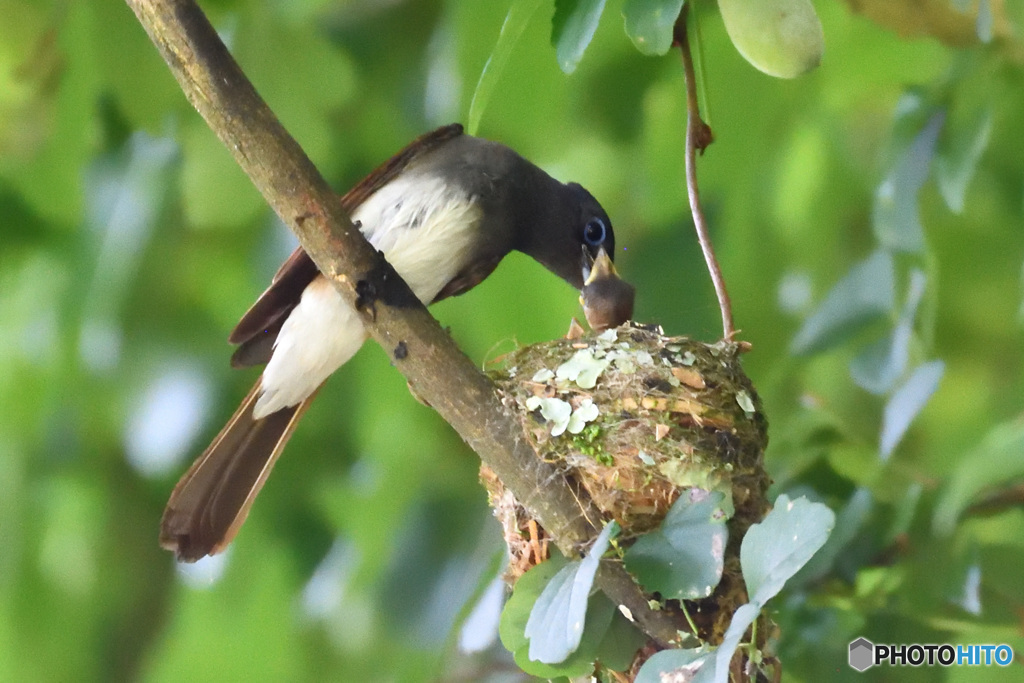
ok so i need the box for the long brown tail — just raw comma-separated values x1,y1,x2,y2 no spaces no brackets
160,378,312,562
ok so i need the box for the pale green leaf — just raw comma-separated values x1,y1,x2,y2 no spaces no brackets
636,647,714,683
621,0,686,56
873,111,945,253
849,268,926,395
791,249,895,356
933,420,1024,535
524,521,617,663
467,0,545,135
740,495,835,604
879,360,944,459
552,0,608,74
624,489,729,600
936,106,992,214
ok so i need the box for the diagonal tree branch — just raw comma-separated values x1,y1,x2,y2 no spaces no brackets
126,0,688,648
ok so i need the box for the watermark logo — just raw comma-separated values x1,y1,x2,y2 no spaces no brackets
848,637,1014,671
849,638,874,672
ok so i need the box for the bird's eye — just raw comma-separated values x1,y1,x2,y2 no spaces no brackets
583,218,607,247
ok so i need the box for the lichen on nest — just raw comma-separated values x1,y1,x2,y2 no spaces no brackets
488,324,768,539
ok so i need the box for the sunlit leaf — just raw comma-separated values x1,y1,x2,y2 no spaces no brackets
621,0,686,56
624,489,729,600
740,495,835,604
467,0,545,135
524,521,617,663
879,360,944,459
552,0,607,74
791,249,895,356
873,111,945,253
933,419,1024,535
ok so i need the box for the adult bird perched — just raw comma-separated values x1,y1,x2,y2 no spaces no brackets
161,124,618,561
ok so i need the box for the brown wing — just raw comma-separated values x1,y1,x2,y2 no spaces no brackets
229,123,466,364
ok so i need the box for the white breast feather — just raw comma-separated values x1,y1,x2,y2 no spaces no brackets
254,175,482,418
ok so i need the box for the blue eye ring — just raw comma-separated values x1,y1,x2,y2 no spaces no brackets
583,218,607,247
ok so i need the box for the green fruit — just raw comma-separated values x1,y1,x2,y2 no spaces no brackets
717,0,824,78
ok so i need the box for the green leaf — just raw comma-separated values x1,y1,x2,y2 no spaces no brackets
790,249,896,356
524,521,617,663
740,495,835,604
636,646,714,683
599,607,648,672
636,604,759,683
523,563,591,664
717,0,824,78
621,0,686,56
708,602,761,682
793,488,873,584
933,420,1024,536
849,268,927,395
500,558,617,678
936,105,992,214
467,0,546,135
879,360,944,459
624,489,729,600
552,0,608,74
500,557,567,655
873,110,945,253
502,556,614,677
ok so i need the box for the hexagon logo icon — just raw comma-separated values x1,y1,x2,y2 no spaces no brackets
849,637,874,672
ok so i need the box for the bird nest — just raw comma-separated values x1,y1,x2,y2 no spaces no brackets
483,323,771,644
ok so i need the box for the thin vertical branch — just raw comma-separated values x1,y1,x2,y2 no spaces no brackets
674,7,735,339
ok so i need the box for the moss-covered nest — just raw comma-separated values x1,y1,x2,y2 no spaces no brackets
483,323,771,644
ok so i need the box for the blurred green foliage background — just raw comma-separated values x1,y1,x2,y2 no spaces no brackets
1,0,1023,681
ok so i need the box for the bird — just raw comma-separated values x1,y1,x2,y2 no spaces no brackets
160,123,618,561
580,246,635,332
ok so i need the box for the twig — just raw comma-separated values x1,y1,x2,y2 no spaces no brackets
125,0,688,649
674,7,736,340
964,483,1024,518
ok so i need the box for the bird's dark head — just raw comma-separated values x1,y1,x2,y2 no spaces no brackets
519,181,616,290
